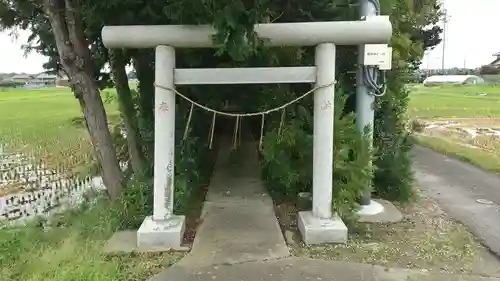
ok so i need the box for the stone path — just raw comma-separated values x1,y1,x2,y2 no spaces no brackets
149,141,500,281
414,145,500,256
174,139,290,268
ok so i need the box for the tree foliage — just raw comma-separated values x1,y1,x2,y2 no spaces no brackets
371,0,442,201
479,65,500,75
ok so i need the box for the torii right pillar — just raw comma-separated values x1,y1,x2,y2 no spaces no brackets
297,43,348,245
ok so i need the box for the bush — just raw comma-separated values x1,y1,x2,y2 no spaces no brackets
261,118,313,201
372,73,416,202
110,112,216,229
261,91,373,220
111,169,153,229
333,95,373,220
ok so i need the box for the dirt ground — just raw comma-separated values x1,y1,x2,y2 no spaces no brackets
419,118,500,154
274,189,500,277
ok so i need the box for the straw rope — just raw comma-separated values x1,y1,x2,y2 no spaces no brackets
154,81,336,117
154,81,336,149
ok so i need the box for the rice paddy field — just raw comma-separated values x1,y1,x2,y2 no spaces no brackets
0,86,185,281
0,87,119,175
408,83,500,173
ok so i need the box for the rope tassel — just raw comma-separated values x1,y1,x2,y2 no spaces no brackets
278,108,286,141
183,103,194,140
208,112,216,149
259,114,265,151
238,115,242,146
232,116,240,150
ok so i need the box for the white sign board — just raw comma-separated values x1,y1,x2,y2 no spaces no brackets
363,44,392,69
379,47,393,70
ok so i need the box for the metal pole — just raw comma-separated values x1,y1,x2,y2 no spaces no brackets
441,9,448,70
356,0,378,206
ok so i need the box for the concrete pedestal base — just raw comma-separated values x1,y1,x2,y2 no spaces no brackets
357,199,384,216
137,215,186,250
357,199,403,223
298,211,348,245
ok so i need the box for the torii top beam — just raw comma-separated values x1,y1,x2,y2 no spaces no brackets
101,16,392,49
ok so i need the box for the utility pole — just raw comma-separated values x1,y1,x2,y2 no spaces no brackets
356,0,384,216
424,51,430,69
441,9,449,70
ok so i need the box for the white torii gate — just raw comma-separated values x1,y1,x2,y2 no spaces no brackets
102,17,392,249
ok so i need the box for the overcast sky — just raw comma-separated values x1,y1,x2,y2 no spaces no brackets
422,0,500,69
0,0,498,73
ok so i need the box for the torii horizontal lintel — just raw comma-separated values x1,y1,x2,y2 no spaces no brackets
102,16,392,49
174,67,317,85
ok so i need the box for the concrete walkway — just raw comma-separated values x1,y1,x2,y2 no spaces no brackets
414,145,500,256
174,139,290,268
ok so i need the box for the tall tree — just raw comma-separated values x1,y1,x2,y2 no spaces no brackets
43,0,123,198
109,49,145,172
1,0,123,199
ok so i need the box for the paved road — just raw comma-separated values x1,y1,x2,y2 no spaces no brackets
152,257,499,281
414,145,500,256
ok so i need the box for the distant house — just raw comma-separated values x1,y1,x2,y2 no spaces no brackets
11,74,32,84
489,52,500,67
423,75,484,86
31,73,57,86
0,73,71,88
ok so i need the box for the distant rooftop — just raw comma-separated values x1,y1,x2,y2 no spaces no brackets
35,73,57,79
11,74,31,79
423,75,484,85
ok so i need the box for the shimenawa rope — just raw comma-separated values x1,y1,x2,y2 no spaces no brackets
154,81,336,149
154,81,336,117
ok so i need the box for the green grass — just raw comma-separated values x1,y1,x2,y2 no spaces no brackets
415,134,500,174
408,84,500,119
408,84,500,173
0,87,183,281
0,200,184,281
0,87,119,175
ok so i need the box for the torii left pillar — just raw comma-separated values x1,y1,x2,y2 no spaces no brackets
137,45,186,250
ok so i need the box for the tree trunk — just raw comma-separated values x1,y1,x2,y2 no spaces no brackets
132,50,155,160
133,50,155,124
110,49,145,173
43,0,123,199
